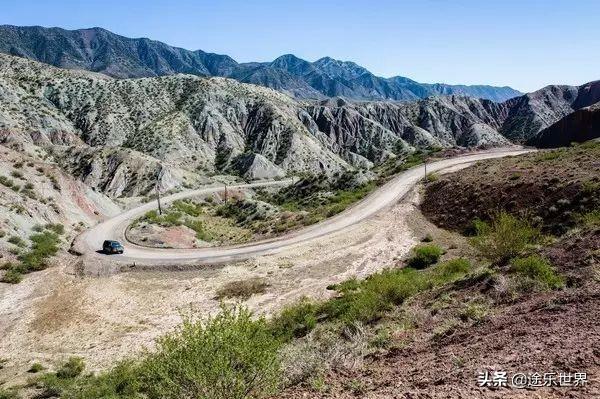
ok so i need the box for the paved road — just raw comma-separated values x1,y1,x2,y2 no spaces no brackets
73,148,533,266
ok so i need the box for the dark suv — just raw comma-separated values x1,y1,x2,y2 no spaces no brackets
102,240,124,254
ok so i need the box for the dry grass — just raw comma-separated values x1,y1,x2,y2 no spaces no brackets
215,278,269,300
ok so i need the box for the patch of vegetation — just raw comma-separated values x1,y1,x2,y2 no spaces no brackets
269,298,320,342
510,255,564,291
0,388,19,399
56,357,85,379
216,278,269,300
40,306,282,399
7,235,26,248
1,267,23,284
171,199,203,217
271,258,472,339
459,302,489,324
471,212,540,264
0,175,16,188
1,226,63,284
376,148,438,179
273,176,375,217
137,200,251,244
425,172,439,182
28,362,45,373
406,244,444,269
10,171,24,180
576,209,600,228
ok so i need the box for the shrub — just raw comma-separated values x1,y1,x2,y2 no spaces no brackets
471,212,540,264
7,236,26,248
1,268,23,284
459,303,488,324
19,231,60,271
425,172,439,182
430,258,472,284
216,278,269,300
28,362,45,373
10,171,24,180
0,176,14,187
172,200,203,217
406,244,443,269
270,298,319,341
56,357,85,379
511,255,564,291
183,219,209,240
45,223,65,235
138,306,281,399
577,210,600,228
421,234,433,242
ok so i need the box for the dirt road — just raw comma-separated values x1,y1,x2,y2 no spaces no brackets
73,148,533,266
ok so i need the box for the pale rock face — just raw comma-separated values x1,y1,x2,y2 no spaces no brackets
231,153,285,180
0,53,598,198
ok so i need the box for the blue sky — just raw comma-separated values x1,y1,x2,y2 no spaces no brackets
1,0,598,92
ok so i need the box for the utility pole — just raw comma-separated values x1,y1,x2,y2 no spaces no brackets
156,167,164,215
156,183,163,215
224,184,228,203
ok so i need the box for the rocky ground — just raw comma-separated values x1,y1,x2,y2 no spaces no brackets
277,145,599,399
0,185,423,388
421,141,600,235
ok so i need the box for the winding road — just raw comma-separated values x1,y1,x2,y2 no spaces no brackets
73,148,533,266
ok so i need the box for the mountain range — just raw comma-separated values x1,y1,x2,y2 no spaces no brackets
0,25,522,102
0,52,598,198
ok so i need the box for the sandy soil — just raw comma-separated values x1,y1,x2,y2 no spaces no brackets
0,187,424,386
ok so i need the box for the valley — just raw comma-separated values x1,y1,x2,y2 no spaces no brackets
0,21,598,399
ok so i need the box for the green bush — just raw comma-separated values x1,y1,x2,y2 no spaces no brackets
406,244,443,269
45,223,65,235
471,212,540,264
511,255,564,290
19,231,60,271
0,175,14,187
138,306,281,399
323,260,471,327
56,357,85,379
577,209,600,228
430,258,472,284
270,298,319,341
183,219,209,240
172,200,203,217
1,268,23,284
59,307,282,399
7,235,26,247
28,362,45,373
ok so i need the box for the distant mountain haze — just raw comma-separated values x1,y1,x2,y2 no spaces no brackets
0,25,522,102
